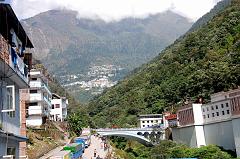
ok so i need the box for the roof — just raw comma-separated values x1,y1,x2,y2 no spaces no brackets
0,3,34,48
52,93,61,99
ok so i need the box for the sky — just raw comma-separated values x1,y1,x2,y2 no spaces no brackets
8,0,222,22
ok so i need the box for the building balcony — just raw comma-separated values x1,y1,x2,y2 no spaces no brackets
29,93,42,101
27,106,49,117
0,36,31,88
29,81,51,95
28,106,43,115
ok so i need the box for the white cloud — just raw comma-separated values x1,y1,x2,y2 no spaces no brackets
10,0,220,22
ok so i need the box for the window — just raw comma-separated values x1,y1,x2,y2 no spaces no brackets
221,104,224,108
30,89,37,93
7,147,16,159
203,115,206,119
207,107,209,111
216,105,218,109
147,121,149,123
226,103,229,107
52,104,54,109
151,120,153,123
143,125,145,127
2,85,16,115
216,112,219,116
55,104,60,108
222,111,225,115
29,102,38,106
212,113,215,117
202,108,205,112
211,106,214,110
156,120,158,123
227,110,230,114
207,114,209,118
31,78,37,81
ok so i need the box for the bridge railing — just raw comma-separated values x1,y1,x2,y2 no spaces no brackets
96,127,163,132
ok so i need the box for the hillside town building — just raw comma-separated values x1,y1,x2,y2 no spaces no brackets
139,114,163,128
170,88,240,157
50,93,68,122
0,3,33,158
26,69,52,127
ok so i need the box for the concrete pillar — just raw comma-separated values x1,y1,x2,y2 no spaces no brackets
192,104,206,147
232,118,240,157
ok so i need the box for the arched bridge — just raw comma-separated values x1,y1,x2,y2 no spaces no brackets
96,128,165,146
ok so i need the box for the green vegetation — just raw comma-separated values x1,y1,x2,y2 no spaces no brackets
88,0,240,128
111,139,234,159
66,110,91,136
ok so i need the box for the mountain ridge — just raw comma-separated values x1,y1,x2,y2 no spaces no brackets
22,10,192,75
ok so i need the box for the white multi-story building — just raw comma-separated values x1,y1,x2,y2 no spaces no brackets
172,88,240,157
0,3,33,158
139,114,163,128
26,69,52,127
50,93,68,122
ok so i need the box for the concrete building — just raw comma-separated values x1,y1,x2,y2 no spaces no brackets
172,88,240,157
139,114,163,128
26,69,52,127
0,3,33,158
50,93,68,122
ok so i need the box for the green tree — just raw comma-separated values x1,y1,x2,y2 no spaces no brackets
67,111,88,136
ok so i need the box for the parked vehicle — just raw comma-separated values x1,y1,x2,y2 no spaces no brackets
63,143,84,159
77,134,91,148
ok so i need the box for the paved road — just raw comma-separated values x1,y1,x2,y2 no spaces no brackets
39,135,110,159
39,146,64,159
82,135,109,159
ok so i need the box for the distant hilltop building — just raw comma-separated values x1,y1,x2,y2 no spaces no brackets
165,87,240,157
50,93,68,122
139,114,163,128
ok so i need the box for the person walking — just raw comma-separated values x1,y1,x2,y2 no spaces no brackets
94,149,97,157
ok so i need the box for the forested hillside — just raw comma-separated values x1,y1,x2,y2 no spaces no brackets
88,0,240,128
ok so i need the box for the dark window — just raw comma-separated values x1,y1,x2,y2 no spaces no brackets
221,104,224,108
226,103,229,107
202,108,205,112
222,111,225,115
7,147,16,159
212,113,215,117
211,106,214,110
207,114,209,118
216,112,219,116
55,104,60,108
151,120,153,123
216,105,218,109
147,121,149,123
203,115,206,119
143,125,145,127
30,90,37,93
31,78,37,81
52,104,54,109
227,110,230,114
29,102,38,106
